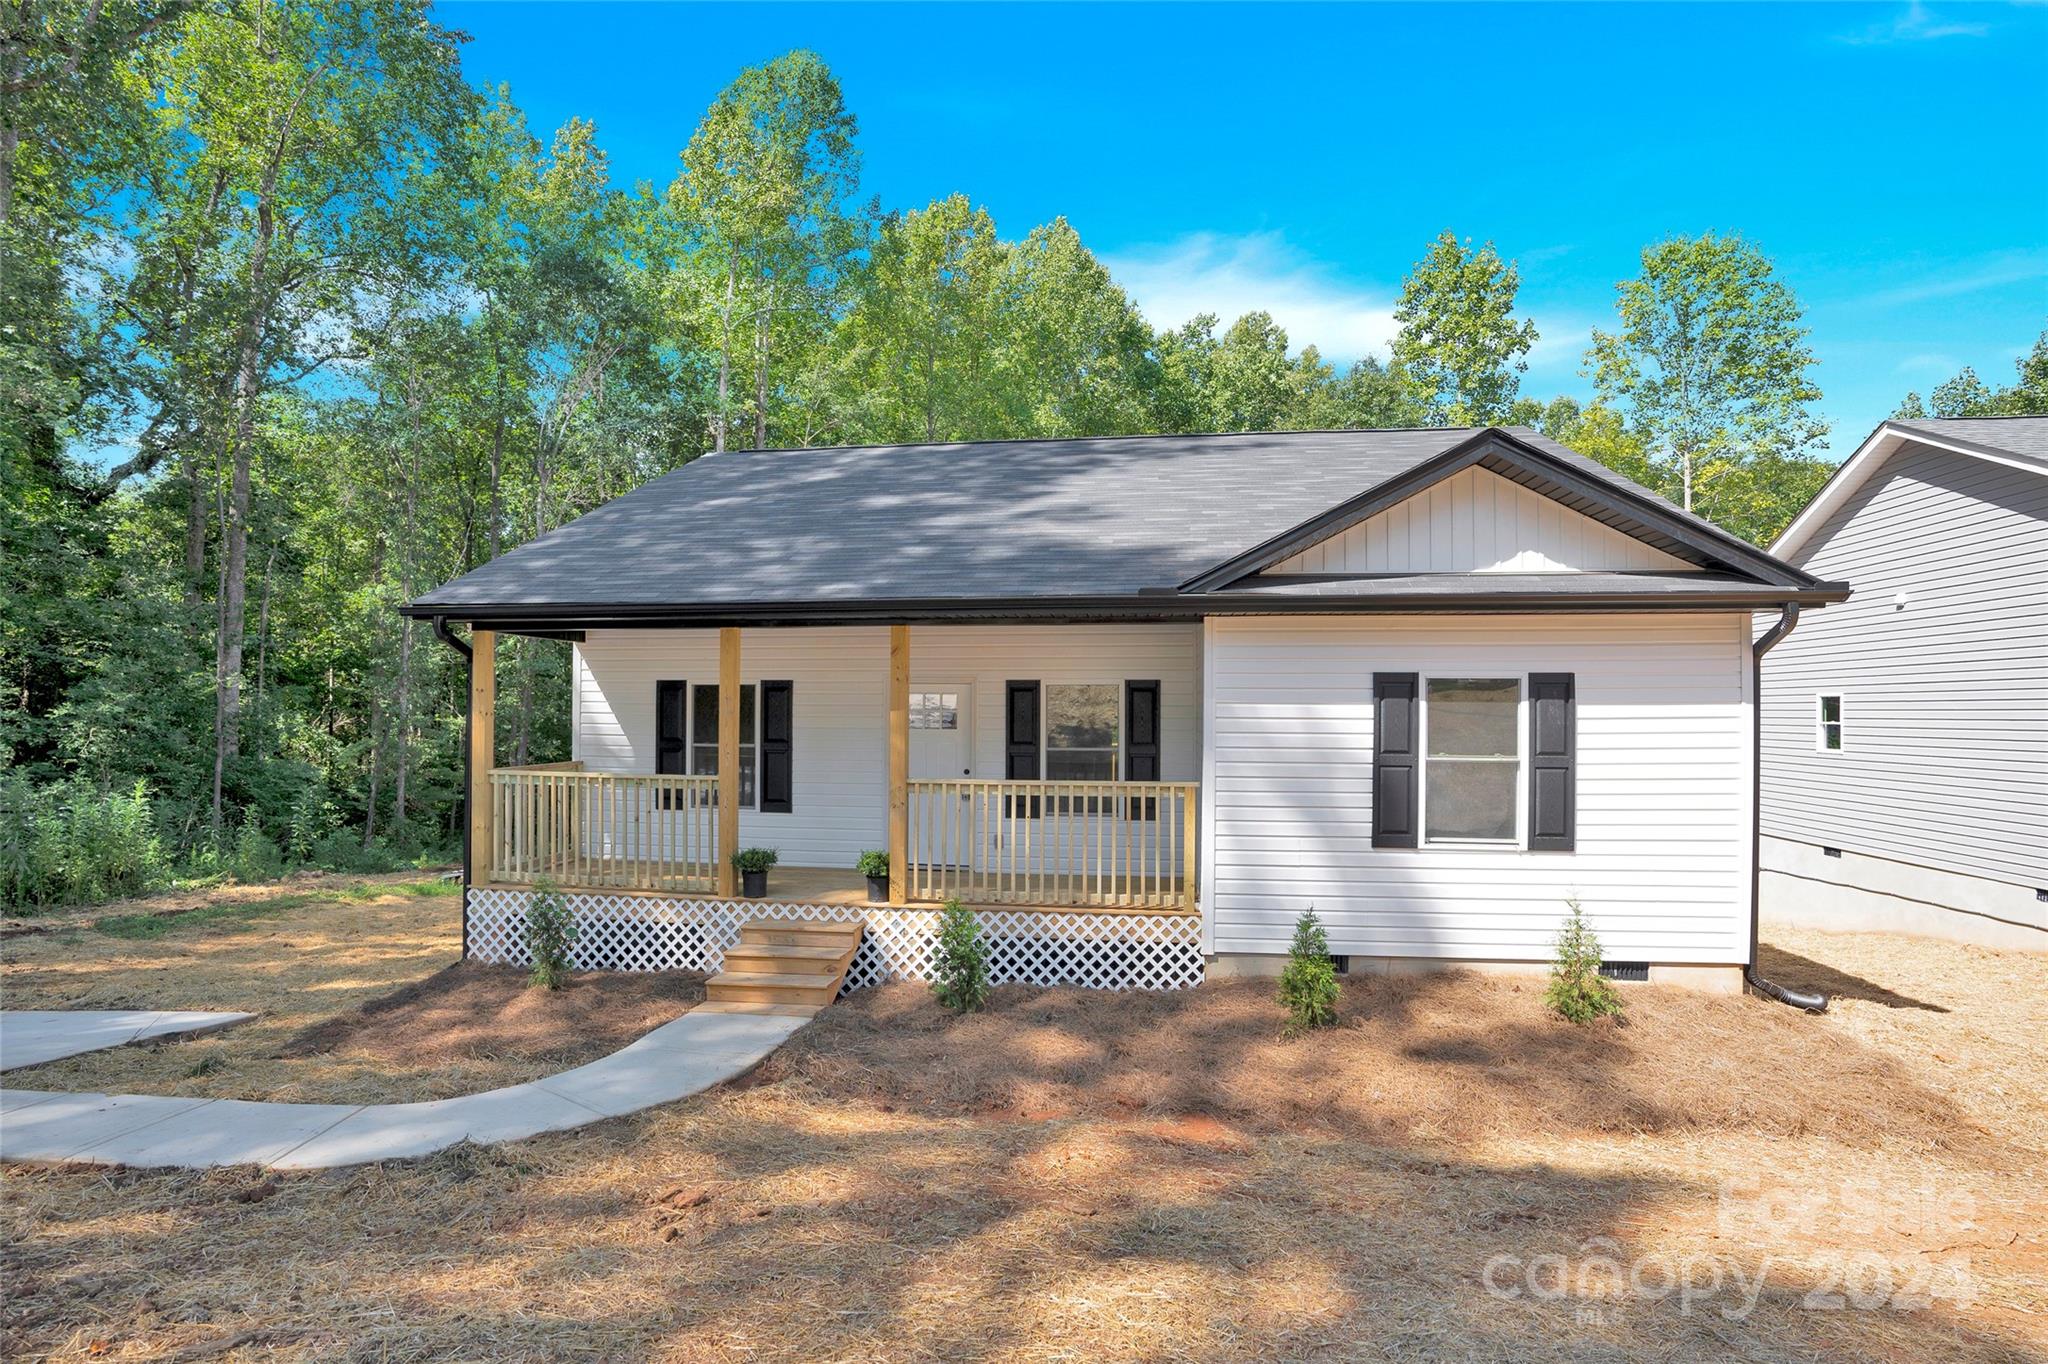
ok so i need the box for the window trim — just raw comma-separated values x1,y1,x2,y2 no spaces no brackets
1816,693,1844,754
1417,672,1528,850
689,680,761,810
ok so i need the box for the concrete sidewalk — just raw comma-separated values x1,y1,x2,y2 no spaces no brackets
0,1010,806,1171
1,1010,255,1071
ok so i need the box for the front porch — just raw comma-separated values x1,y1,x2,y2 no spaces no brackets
463,624,1200,918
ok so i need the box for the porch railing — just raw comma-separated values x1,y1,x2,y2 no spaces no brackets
489,763,719,893
908,779,1197,912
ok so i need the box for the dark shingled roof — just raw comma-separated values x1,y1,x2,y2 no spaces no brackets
1889,415,2048,467
407,426,1830,620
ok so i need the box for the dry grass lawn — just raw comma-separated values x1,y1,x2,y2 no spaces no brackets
2,881,2044,1362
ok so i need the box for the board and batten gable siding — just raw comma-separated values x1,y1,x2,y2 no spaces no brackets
573,623,1202,869
1762,440,2048,889
1270,465,1695,575
1203,613,1754,963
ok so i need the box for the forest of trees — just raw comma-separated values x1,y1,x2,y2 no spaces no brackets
4,0,2044,906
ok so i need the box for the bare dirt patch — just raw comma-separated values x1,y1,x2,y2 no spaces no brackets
279,961,703,1069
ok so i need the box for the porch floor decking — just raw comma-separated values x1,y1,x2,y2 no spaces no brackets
481,864,1193,914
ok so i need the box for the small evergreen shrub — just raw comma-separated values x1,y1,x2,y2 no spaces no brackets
731,847,779,874
1545,898,1623,1024
854,850,889,877
930,898,989,1013
1278,905,1340,1034
525,879,578,990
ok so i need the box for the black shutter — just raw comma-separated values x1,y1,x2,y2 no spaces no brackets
1005,681,1040,779
1371,673,1419,849
759,680,793,814
1005,680,1040,819
1125,679,1160,820
1529,672,1576,852
656,681,688,774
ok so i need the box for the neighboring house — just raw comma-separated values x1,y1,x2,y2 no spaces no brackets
1762,416,2048,951
404,426,1844,996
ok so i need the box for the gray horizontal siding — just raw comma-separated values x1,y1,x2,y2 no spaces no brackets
1762,441,2048,888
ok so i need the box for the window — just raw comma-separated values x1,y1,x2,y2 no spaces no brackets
691,683,757,807
910,691,960,730
1817,695,1843,752
1044,683,1119,781
1423,677,1521,843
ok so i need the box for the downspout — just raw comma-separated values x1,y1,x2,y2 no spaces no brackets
1749,604,1828,1012
429,616,473,960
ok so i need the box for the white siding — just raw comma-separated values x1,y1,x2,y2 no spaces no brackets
574,623,1202,868
1206,613,1753,963
1762,442,2048,889
1272,465,1693,574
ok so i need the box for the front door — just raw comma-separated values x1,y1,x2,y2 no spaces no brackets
909,685,974,873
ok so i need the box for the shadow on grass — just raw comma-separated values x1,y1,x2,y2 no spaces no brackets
1759,942,1951,1013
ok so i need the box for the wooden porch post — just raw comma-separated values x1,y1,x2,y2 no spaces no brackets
717,627,741,896
467,629,496,885
888,624,909,903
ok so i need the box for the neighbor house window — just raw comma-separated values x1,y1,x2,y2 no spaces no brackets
1817,695,1843,752
692,683,757,807
1423,677,1521,843
1044,684,1120,780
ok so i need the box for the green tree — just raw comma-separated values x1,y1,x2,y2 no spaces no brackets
832,194,1007,443
1391,231,1538,425
1894,331,2048,418
1587,233,1828,523
669,50,863,452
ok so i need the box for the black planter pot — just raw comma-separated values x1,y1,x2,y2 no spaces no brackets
865,872,890,903
741,868,767,898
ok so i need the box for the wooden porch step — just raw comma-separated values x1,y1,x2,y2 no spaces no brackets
708,917,865,1009
724,942,856,965
738,919,861,946
706,971,841,1007
693,1000,822,1019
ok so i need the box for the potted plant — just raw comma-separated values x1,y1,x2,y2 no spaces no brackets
855,850,890,902
732,847,778,898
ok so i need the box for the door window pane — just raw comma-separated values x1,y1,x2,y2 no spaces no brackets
910,692,959,730
1424,677,1519,843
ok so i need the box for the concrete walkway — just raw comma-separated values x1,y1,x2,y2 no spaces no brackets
1,1010,255,1071
0,1010,806,1171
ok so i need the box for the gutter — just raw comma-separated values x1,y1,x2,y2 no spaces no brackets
398,584,1854,630
1748,604,1828,1012
428,616,473,960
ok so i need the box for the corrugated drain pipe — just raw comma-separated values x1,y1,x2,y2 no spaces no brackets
1749,603,1828,1013
429,616,473,959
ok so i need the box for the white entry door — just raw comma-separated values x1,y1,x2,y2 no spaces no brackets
909,684,974,872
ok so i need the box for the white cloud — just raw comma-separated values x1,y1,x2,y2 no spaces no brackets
1860,251,2048,307
1102,231,1400,362
1894,351,1961,375
1837,1,1988,45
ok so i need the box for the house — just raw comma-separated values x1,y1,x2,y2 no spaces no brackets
402,426,1846,1001
1761,416,2048,952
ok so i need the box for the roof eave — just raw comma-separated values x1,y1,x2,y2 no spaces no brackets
401,582,1851,631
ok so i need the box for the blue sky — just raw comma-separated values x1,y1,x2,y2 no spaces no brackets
448,0,2047,455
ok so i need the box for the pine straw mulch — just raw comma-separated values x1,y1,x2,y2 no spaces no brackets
0,877,701,1106
4,923,2045,1363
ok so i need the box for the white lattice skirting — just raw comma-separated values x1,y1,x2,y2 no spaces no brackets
464,888,1205,992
